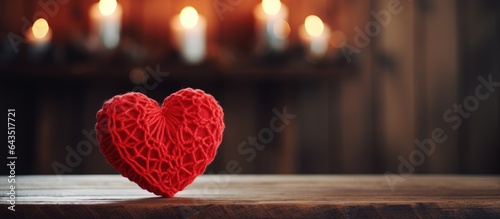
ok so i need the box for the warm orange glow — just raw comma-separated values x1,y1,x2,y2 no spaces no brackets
273,19,290,39
330,30,347,48
32,18,49,39
99,0,117,16
305,15,324,37
180,6,199,29
262,0,281,15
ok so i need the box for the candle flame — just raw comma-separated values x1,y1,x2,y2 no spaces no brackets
32,18,49,39
273,19,290,39
262,0,281,16
305,15,324,37
99,0,117,16
180,6,199,29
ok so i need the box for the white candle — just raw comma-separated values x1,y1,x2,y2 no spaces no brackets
254,0,289,52
170,6,207,64
299,15,331,59
26,18,52,55
89,0,122,49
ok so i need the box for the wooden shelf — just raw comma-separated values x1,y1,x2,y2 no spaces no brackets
1,175,499,218
0,45,354,83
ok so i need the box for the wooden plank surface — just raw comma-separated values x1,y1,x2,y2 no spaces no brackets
1,175,500,218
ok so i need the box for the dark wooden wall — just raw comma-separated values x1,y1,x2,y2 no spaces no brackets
0,0,499,175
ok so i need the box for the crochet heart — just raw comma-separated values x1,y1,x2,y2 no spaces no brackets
95,88,224,197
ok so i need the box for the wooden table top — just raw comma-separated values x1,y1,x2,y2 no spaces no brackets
1,175,499,218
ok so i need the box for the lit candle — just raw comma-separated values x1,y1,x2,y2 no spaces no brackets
299,15,331,60
170,6,207,64
89,0,122,49
253,0,289,52
26,18,52,56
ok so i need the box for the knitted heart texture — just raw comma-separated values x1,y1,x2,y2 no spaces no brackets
95,88,224,197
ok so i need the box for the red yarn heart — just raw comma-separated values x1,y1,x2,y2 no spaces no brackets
95,88,224,197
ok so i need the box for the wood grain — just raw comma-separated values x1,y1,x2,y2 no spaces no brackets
1,175,500,218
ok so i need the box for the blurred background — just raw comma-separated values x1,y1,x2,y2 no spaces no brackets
0,0,499,175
